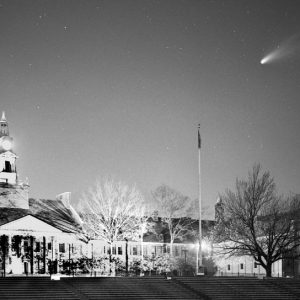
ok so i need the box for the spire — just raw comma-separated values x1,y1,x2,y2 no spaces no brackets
1,111,6,122
0,111,9,137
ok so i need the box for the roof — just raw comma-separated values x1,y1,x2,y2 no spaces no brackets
0,198,83,235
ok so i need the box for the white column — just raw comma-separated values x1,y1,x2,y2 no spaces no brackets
8,234,12,273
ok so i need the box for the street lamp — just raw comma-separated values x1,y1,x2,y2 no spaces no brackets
201,240,211,254
195,240,210,275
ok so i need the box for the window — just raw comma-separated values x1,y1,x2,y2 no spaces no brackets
112,247,116,255
35,242,40,252
59,243,65,253
227,264,231,271
47,243,52,250
4,161,11,172
24,241,29,252
118,247,122,255
254,262,258,269
151,246,155,255
143,245,147,256
240,263,244,270
156,246,162,255
132,246,137,255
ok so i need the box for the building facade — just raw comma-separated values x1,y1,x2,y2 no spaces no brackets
0,112,203,276
0,112,86,276
214,197,300,278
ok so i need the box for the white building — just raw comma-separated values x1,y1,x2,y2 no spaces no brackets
0,112,86,276
0,112,206,276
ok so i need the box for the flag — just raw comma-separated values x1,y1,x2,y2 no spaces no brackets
198,125,201,149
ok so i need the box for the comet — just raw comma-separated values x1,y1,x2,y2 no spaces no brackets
260,53,276,64
260,34,300,65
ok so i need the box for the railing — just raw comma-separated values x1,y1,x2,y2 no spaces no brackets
215,271,282,278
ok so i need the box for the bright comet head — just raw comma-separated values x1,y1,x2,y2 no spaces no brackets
260,58,267,64
260,53,273,65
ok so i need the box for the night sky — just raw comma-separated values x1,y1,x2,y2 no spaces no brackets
1,0,300,218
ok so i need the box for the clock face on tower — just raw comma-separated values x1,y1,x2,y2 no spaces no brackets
2,139,12,151
0,137,13,151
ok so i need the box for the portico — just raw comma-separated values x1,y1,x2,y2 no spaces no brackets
0,215,83,275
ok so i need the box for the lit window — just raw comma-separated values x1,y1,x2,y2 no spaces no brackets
156,246,162,255
143,245,147,255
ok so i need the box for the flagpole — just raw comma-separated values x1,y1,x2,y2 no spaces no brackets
197,124,203,275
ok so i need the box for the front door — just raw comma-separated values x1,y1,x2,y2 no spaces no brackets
24,262,28,275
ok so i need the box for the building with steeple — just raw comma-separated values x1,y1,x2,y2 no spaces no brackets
0,111,16,183
0,112,29,209
0,111,85,276
0,112,218,278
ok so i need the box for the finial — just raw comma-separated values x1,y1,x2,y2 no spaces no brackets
1,111,6,122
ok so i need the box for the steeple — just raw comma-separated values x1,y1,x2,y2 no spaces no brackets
1,111,6,121
0,111,16,184
0,112,28,209
0,111,9,137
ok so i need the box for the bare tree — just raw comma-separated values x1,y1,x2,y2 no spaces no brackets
214,164,300,277
78,178,146,271
152,185,196,256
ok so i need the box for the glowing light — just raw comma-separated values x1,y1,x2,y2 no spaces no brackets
260,57,268,64
260,52,275,65
260,34,300,65
201,240,211,252
2,139,12,151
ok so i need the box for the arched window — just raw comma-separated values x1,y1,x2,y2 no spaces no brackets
4,161,11,172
